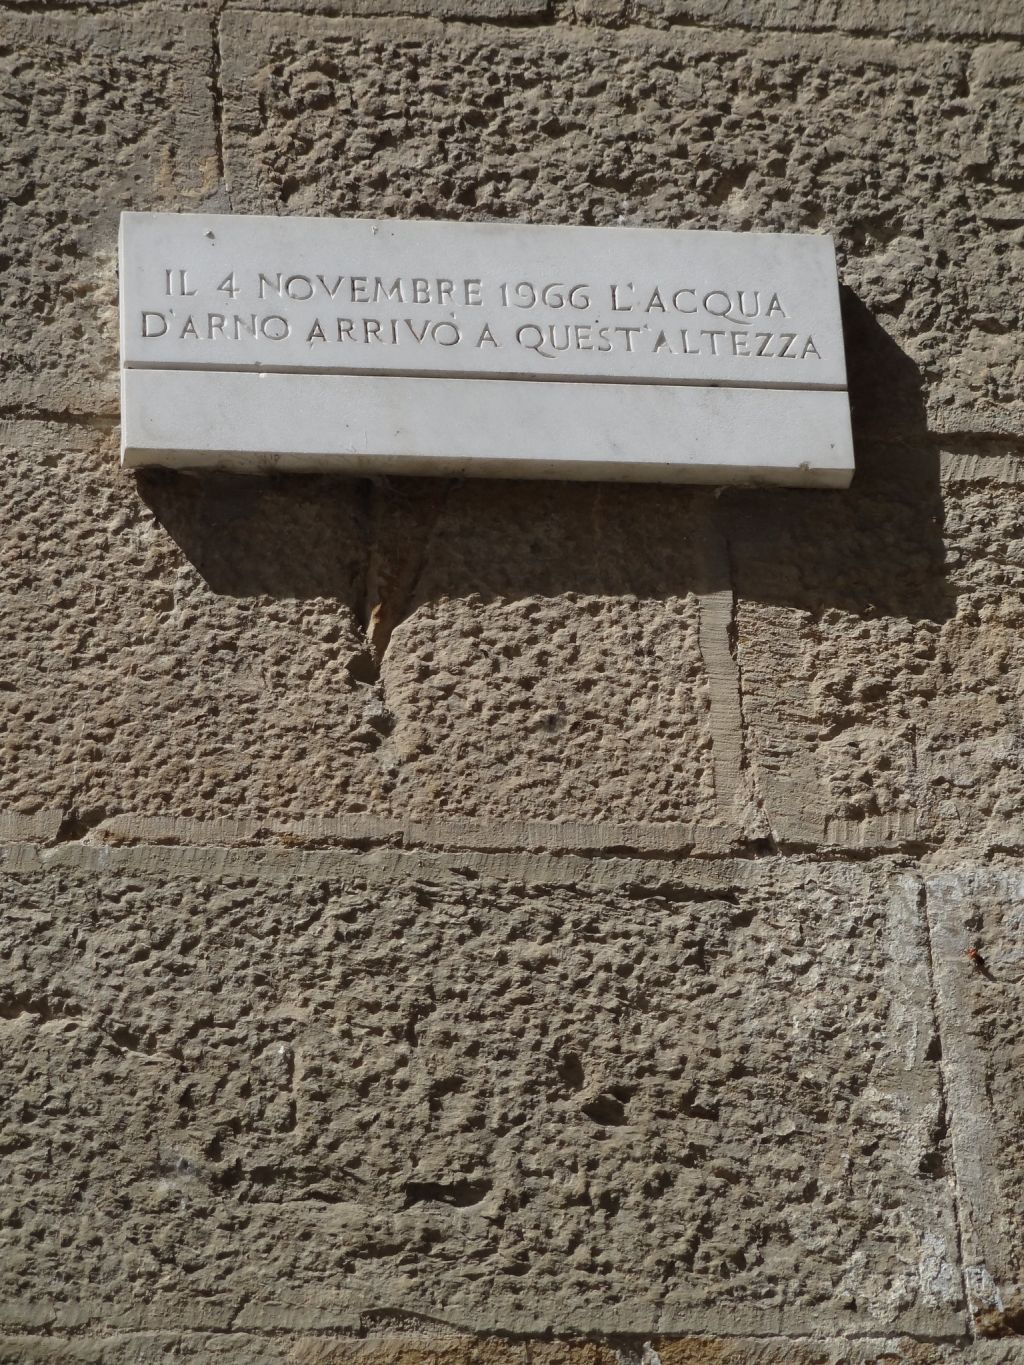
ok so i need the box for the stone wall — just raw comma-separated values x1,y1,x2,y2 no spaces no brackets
1,0,1022,1360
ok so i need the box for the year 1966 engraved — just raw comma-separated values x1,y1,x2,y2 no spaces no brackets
499,282,591,309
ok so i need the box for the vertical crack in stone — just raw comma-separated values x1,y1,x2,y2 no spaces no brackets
917,876,973,1336
366,478,455,668
346,477,382,686
210,3,231,209
722,531,777,851
918,874,1020,1337
363,481,385,666
695,509,771,845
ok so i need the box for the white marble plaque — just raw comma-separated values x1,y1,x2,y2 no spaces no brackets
119,211,854,486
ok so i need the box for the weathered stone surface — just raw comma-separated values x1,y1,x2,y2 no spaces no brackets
925,869,1024,1338
6,412,1024,851
0,848,961,1337
2,0,1024,1355
0,420,733,833
0,420,384,828
0,1335,289,1365
725,459,1024,855
373,479,722,827
221,17,1023,438
634,0,1024,40
3,1333,1013,1365
0,9,221,415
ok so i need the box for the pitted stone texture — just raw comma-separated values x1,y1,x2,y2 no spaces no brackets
0,850,961,1337
0,1337,612,1365
8,415,1023,850
923,485,1024,852
0,420,384,826
0,1337,288,1365
0,10,220,416
285,1338,1024,1365
926,869,1024,1338
233,0,548,15
635,0,1024,40
377,479,719,826
722,461,1024,854
0,1339,1020,1365
1,422,729,832
649,1345,1023,1365
220,17,1023,438
0,0,543,10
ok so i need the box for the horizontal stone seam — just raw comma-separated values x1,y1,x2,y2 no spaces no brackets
558,3,1023,45
234,2,555,23
0,809,940,858
11,0,1008,53
217,2,1024,52
0,407,118,430
0,1328,984,1344
626,19,1020,45
0,838,934,888
1,835,947,863
0,0,556,23
0,0,206,14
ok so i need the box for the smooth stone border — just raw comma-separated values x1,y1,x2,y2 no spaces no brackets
121,369,855,487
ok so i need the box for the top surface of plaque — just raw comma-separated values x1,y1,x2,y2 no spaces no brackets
120,212,847,390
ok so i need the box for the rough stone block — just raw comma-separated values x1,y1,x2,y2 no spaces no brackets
372,478,723,828
0,9,220,416
220,17,1023,438
8,408,1022,851
2,420,746,836
925,868,1024,1337
0,848,962,1337
723,462,1024,855
0,420,377,828
6,421,1020,854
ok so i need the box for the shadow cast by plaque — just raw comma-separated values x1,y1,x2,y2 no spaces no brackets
136,289,951,635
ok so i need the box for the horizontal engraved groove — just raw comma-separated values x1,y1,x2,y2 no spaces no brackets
122,358,848,393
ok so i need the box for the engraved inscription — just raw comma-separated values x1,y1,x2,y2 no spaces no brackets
137,268,823,367
120,213,847,391
119,213,853,486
